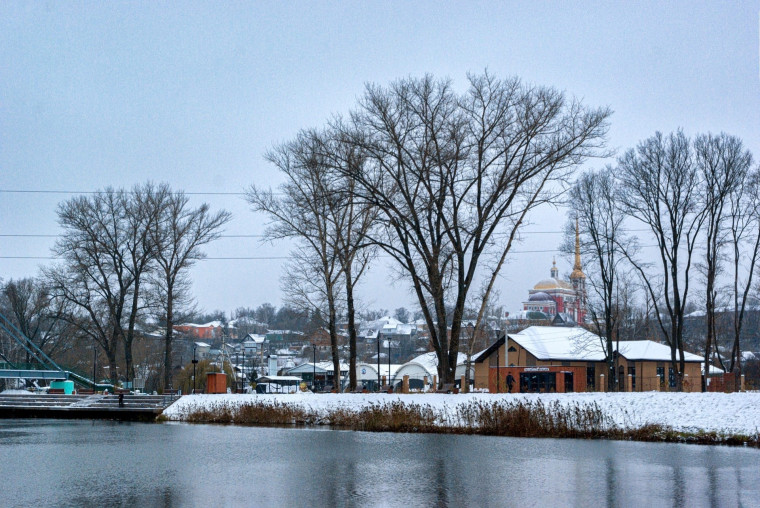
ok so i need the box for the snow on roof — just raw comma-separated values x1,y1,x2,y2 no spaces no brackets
685,304,760,318
256,375,303,382
194,341,211,348
507,310,532,321
404,351,469,372
244,333,267,344
356,363,403,380
616,340,702,362
509,326,606,361
509,326,703,363
285,361,350,374
179,320,224,328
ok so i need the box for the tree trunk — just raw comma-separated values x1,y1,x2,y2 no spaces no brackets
327,290,340,392
345,271,357,391
163,286,174,390
125,278,141,385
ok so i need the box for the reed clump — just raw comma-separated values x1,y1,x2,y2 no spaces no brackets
174,398,759,447
455,399,619,439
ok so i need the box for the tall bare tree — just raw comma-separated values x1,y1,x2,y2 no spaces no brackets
46,188,134,383
340,72,610,384
565,167,630,390
617,131,706,391
727,164,760,389
149,186,231,390
695,133,752,389
249,129,375,390
121,183,163,384
317,130,377,390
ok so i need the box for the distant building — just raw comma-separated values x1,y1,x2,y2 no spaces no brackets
173,321,225,340
522,220,587,323
474,326,703,393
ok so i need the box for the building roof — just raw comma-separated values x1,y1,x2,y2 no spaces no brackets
532,278,573,291
510,326,606,361
476,326,704,364
256,375,303,383
616,340,702,362
285,361,349,374
528,291,554,302
356,363,402,380
244,333,267,344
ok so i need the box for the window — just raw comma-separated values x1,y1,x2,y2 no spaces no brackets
586,363,595,390
508,346,517,352
668,367,676,388
519,372,556,393
628,364,636,391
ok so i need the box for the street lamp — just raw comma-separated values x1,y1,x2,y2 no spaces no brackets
376,333,381,391
192,345,198,394
312,343,317,392
387,338,391,390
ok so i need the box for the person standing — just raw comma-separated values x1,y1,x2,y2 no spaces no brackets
506,373,515,393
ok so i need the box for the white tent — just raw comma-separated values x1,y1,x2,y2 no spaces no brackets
356,363,402,388
393,352,473,390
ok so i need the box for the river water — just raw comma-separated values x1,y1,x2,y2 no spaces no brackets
1,419,758,507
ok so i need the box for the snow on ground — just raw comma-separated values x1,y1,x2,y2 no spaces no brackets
163,391,760,435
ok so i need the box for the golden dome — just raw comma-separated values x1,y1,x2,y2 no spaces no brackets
533,278,572,291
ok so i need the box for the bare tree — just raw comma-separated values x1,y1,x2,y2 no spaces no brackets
46,189,134,383
1,277,75,365
149,186,231,390
617,131,706,391
121,183,163,385
727,164,760,389
695,133,752,389
248,129,374,390
341,72,610,384
566,167,629,390
318,131,377,390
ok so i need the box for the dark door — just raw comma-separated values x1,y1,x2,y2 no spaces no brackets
564,372,573,393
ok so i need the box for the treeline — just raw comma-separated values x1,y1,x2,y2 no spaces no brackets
567,131,757,391
1,183,230,388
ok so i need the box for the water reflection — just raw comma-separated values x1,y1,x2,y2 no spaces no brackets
0,420,758,507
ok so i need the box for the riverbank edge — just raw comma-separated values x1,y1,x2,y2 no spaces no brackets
159,398,760,448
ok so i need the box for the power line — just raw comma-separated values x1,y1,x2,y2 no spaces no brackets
0,229,651,239
0,189,247,196
0,246,662,261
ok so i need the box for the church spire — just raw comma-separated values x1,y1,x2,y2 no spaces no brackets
570,217,585,280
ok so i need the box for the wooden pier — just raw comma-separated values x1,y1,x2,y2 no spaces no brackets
0,393,177,421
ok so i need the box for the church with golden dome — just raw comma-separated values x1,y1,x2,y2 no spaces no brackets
522,220,587,323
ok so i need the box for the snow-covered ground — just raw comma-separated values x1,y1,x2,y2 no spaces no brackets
163,391,760,435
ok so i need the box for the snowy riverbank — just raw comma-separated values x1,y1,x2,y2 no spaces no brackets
163,391,760,436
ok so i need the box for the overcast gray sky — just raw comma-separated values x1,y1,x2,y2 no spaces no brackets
1,1,759,318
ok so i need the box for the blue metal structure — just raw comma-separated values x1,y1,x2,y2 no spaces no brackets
0,312,112,390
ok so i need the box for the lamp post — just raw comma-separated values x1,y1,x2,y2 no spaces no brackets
192,345,198,394
376,333,381,391
496,333,500,394
242,345,246,393
312,343,317,392
236,350,240,393
387,338,391,389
